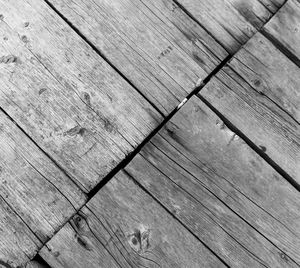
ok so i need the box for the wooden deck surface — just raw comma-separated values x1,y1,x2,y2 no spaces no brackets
0,0,299,267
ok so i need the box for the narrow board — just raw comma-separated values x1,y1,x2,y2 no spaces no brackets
39,171,226,268
263,0,300,64
43,0,228,114
0,110,85,266
0,0,162,192
124,97,300,267
199,33,300,184
226,32,300,123
175,0,285,53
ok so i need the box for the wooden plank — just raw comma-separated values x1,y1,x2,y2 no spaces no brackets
43,0,228,114
0,0,162,192
0,196,40,266
176,0,285,53
0,112,86,266
226,32,300,123
124,96,300,267
263,0,300,63
39,171,225,268
199,39,300,184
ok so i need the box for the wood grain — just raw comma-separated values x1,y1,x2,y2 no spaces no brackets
200,54,300,184
263,0,300,63
176,0,285,53
227,32,300,123
0,0,162,192
124,96,300,267
39,171,225,268
44,0,228,114
0,112,85,266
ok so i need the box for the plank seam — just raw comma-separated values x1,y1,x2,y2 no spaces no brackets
19,0,290,264
261,27,300,69
122,169,231,267
42,0,165,119
197,94,300,193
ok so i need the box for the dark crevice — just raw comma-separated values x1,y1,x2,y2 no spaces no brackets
139,145,299,266
172,0,232,55
0,106,87,193
197,94,300,192
6,0,293,266
123,170,230,268
42,0,165,119
261,28,300,68
27,255,51,268
87,52,232,200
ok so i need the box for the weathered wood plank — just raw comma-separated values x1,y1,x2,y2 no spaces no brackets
263,0,300,63
0,112,86,266
0,196,40,266
199,42,300,184
43,0,228,114
226,32,300,123
39,171,225,268
124,96,300,267
176,0,285,53
0,0,162,192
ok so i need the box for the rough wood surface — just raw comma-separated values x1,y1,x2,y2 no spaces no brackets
263,0,300,64
200,54,300,184
227,32,300,123
45,0,228,114
39,171,225,268
0,0,162,192
176,0,285,53
124,96,300,267
0,112,85,266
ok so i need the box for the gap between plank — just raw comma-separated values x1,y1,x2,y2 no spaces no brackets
19,0,292,264
197,94,300,192
42,0,165,119
86,53,232,200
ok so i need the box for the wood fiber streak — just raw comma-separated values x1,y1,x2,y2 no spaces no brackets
175,0,285,53
39,171,225,268
0,110,85,266
124,97,300,267
0,0,162,192
45,0,228,114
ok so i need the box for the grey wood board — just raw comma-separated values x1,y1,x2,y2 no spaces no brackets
263,0,300,65
124,96,300,267
0,0,162,192
39,171,226,268
0,111,86,266
175,0,285,53
200,56,300,185
44,0,228,114
227,32,300,123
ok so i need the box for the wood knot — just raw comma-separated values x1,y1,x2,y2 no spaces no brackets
73,215,86,230
21,35,29,43
24,22,29,27
76,234,93,251
38,88,47,95
128,228,151,253
83,92,91,106
253,79,261,87
64,125,86,137
0,55,17,64
280,252,289,262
